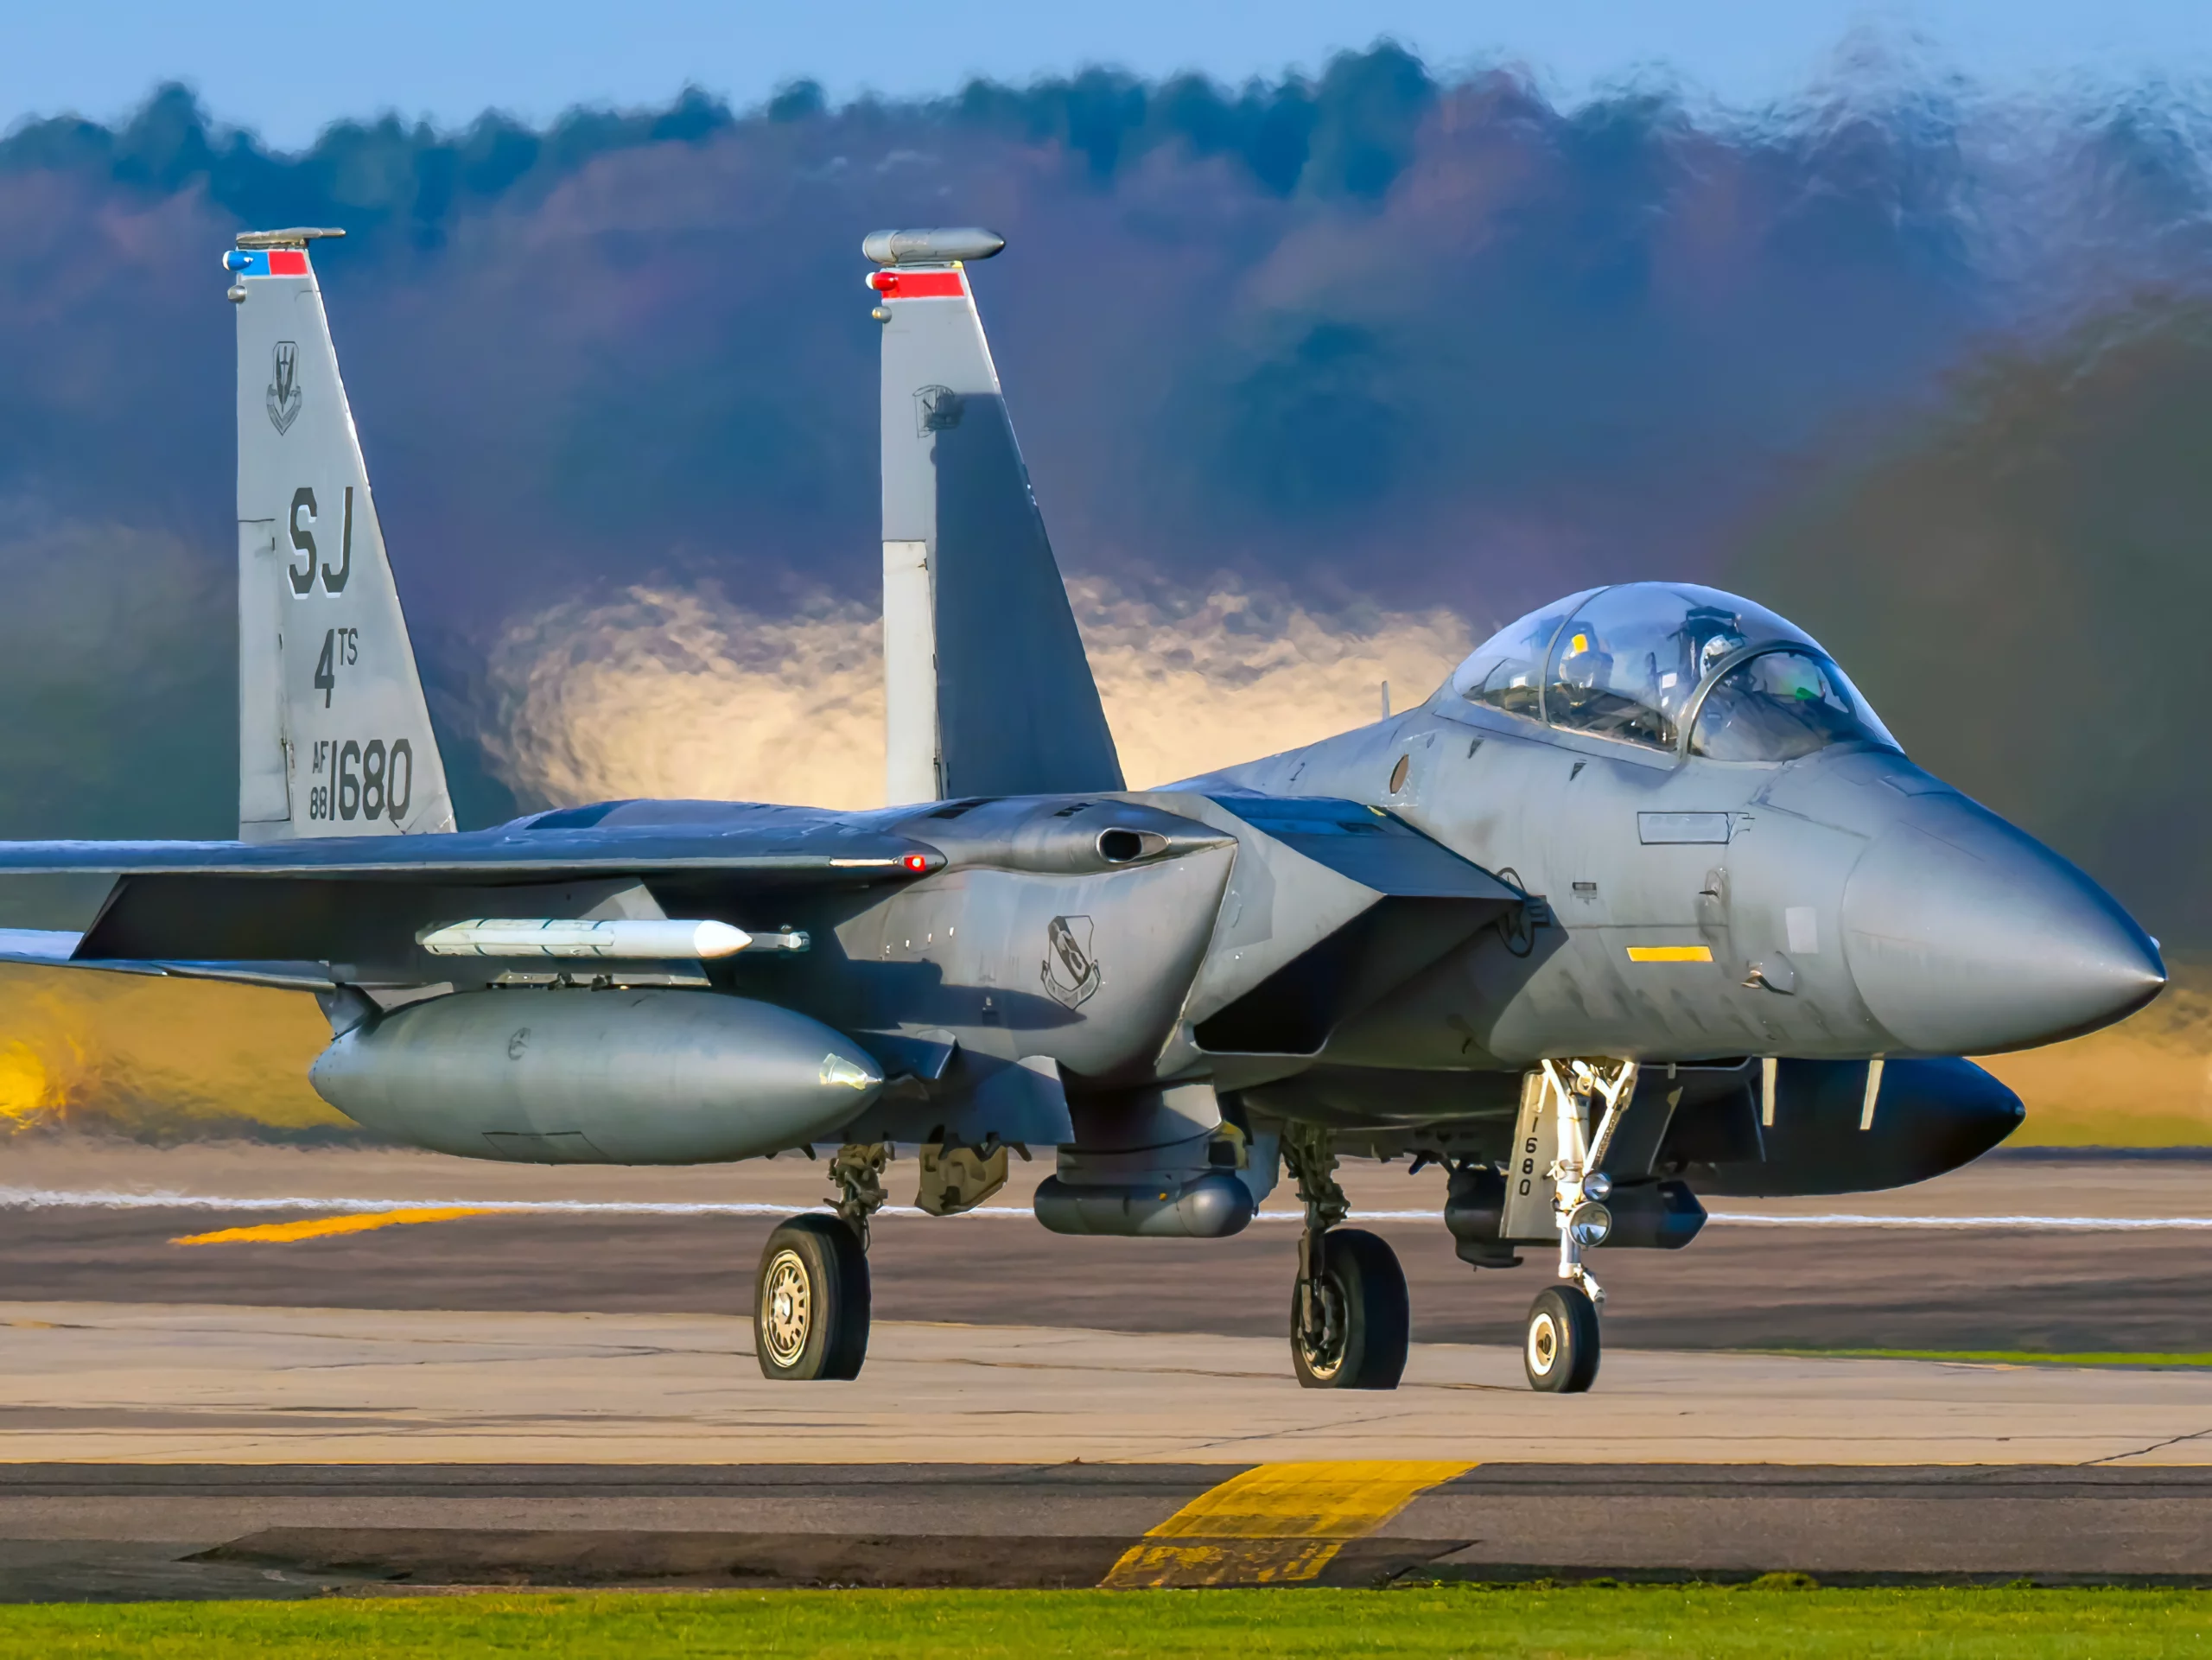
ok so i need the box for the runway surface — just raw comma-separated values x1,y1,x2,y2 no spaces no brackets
6,1300,2211,1464
0,1139,2209,1596
5,1142,2212,1353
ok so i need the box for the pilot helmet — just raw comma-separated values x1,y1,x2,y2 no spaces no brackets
1697,630,1745,678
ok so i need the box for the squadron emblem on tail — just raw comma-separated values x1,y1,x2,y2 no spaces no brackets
914,384,963,432
265,340,302,435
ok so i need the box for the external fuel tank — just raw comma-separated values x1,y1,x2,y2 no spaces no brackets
310,988,882,1164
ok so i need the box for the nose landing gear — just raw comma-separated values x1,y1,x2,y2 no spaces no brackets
1517,1058,1639,1395
1285,1123,1409,1390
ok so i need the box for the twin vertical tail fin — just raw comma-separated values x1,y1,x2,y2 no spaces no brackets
868,229,1123,805
228,230,454,841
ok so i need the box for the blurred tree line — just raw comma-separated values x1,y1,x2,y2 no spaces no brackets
0,45,1440,245
0,52,2208,945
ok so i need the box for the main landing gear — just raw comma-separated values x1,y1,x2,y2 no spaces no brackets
753,1141,887,1382
1285,1123,1408,1390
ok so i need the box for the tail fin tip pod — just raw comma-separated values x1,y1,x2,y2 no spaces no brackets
868,227,1123,805
862,227,1005,265
229,228,456,841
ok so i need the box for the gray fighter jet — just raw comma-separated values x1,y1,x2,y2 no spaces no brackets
0,227,2163,1393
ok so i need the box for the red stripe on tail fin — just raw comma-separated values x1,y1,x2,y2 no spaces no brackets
868,269,963,300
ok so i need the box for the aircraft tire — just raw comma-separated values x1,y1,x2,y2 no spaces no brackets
1290,1228,1410,1390
754,1215,872,1381
1523,1284,1600,1393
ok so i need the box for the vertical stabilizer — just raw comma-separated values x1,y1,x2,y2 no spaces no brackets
228,231,454,840
868,229,1123,805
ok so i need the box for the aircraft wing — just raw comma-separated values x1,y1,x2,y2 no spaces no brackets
0,928,338,992
0,811,942,986
0,813,938,881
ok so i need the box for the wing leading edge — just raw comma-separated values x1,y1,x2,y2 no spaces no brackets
0,810,944,985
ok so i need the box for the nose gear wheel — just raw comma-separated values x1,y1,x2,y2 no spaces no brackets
1524,1282,1600,1392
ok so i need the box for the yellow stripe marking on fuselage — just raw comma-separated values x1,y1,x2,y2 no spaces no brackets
171,1208,493,1246
1101,1460,1473,1588
1625,944,1713,964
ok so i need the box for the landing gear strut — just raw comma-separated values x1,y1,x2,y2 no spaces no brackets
1520,1059,1637,1394
1285,1123,1408,1390
753,1141,887,1382
828,1141,892,1247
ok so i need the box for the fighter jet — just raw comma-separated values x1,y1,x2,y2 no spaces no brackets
0,227,2164,1393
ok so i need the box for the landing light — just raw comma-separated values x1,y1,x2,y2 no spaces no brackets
1567,1202,1613,1249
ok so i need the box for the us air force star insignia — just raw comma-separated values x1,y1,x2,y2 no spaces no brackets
266,340,303,436
1041,914,1101,1009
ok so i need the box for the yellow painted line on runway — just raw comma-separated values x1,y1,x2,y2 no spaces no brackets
171,1208,493,1246
1101,1460,1473,1588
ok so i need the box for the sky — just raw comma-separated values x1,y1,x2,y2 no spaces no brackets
8,0,2212,144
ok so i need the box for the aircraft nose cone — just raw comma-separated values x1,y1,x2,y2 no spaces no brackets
1841,804,2164,1054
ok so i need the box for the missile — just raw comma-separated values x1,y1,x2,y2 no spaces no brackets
416,919,808,959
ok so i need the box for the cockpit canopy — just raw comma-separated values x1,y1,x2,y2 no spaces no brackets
1447,582,1898,762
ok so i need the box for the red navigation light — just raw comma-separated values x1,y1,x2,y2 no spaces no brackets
902,853,930,872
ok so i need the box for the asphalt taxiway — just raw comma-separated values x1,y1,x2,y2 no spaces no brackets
0,1140,2207,1596
5,1462,2212,1600
6,1142,2212,1352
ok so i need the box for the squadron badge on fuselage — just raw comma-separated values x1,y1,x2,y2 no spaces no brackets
1041,914,1101,1009
267,340,302,436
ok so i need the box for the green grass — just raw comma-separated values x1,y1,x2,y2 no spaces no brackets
0,1586,2209,1657
1764,1348,2212,1369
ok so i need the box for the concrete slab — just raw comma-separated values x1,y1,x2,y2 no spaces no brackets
0,1301,2206,1467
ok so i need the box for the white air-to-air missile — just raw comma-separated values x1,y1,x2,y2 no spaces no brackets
0,225,2163,1396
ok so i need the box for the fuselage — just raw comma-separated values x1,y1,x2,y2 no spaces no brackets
11,578,2149,1196
1205,691,2164,1069
453,665,2157,1167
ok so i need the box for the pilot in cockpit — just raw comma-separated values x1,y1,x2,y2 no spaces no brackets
1447,582,1896,765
